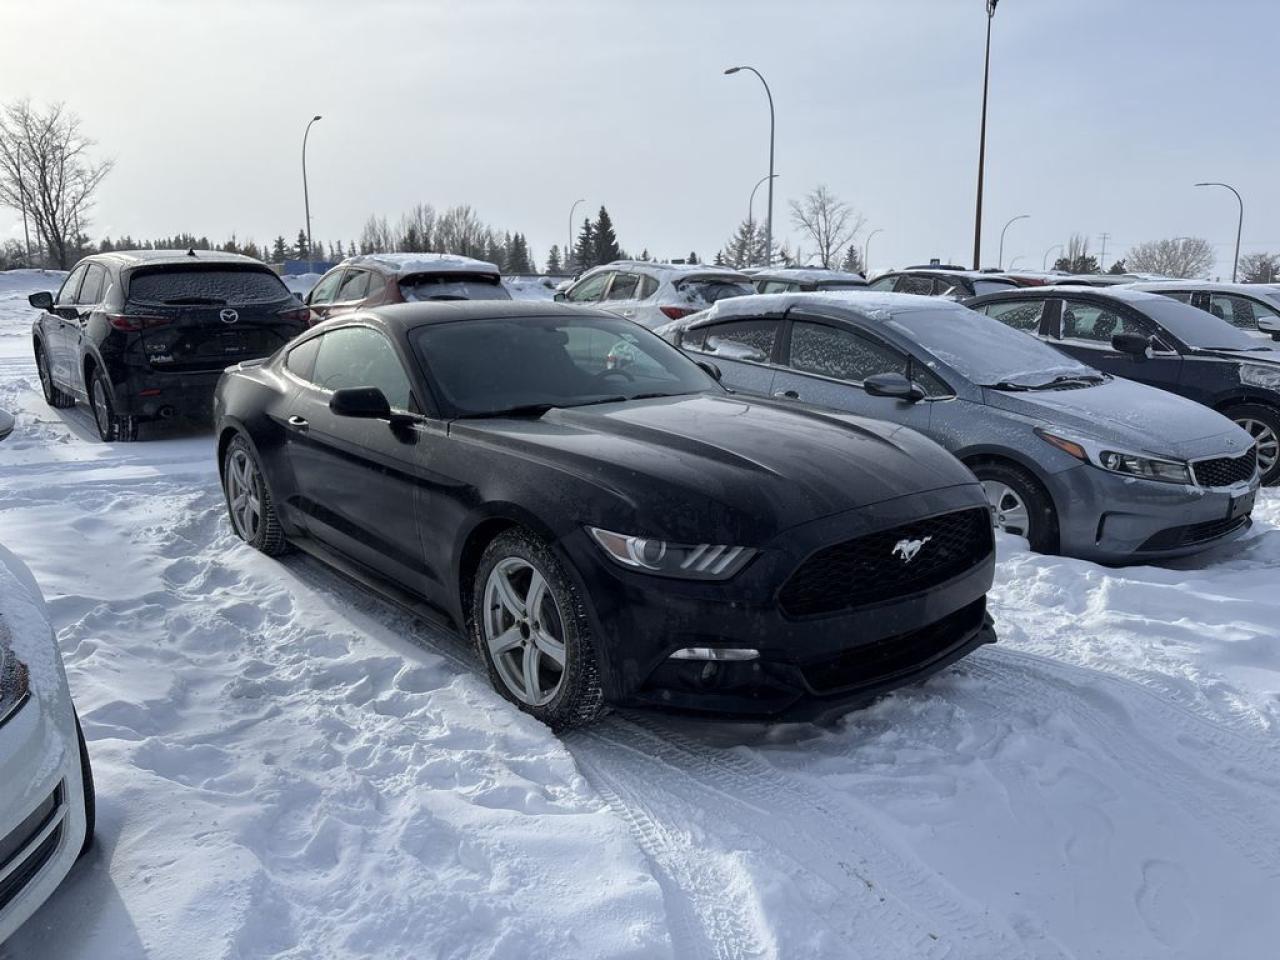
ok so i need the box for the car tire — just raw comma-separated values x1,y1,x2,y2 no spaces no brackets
1222,403,1280,486
75,712,96,860
221,434,289,556
971,460,1059,554
88,368,138,442
34,342,75,409
471,528,607,730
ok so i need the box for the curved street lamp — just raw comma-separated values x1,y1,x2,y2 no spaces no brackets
725,65,776,266
864,228,884,274
998,214,1029,269
1194,181,1244,282
1043,243,1064,271
972,0,999,270
302,115,322,262
748,174,778,266
568,198,586,271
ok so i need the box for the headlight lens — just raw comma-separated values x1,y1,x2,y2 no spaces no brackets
1037,429,1192,484
587,527,756,579
1240,364,1280,390
0,647,31,728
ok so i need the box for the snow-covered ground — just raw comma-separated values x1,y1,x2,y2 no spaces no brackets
1,268,1278,959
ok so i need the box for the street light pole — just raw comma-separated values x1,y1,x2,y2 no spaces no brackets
568,198,586,272
1043,244,1063,271
726,66,775,266
1194,181,1244,282
998,213,1028,269
747,174,777,266
302,115,322,264
864,228,884,274
972,0,999,270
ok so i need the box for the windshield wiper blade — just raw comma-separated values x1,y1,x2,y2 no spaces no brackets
983,381,1033,391
455,403,556,420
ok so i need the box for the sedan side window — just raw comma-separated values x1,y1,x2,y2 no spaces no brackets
566,272,611,303
308,270,344,305
867,276,897,291
789,321,951,396
637,275,659,299
983,299,1046,332
896,275,933,295
285,336,322,381
336,269,370,303
1210,294,1277,330
605,272,640,301
311,327,413,410
1060,301,1149,343
56,265,87,306
696,319,778,363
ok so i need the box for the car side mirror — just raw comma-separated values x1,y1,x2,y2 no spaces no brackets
1111,331,1151,360
696,359,722,381
1257,316,1280,341
28,291,54,311
553,292,567,302
864,372,925,402
293,291,305,303
330,386,391,420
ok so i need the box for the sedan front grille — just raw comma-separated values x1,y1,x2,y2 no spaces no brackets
1192,448,1257,488
778,508,993,619
1139,514,1251,552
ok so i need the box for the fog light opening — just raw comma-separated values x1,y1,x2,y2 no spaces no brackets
668,647,760,662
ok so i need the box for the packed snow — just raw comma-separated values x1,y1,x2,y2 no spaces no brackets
1,268,1279,959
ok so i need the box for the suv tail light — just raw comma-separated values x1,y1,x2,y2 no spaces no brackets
278,305,312,325
660,306,697,321
107,314,170,332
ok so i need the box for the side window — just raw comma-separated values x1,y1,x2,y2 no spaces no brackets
308,270,344,305
77,264,107,305
697,319,778,363
983,299,1045,332
788,321,905,383
310,327,413,410
761,280,796,294
1158,290,1194,303
1209,294,1276,330
868,276,897,291
56,265,87,306
1060,301,1149,343
566,272,611,303
605,272,640,301
896,275,934,295
637,275,659,300
336,269,370,303
285,336,322,381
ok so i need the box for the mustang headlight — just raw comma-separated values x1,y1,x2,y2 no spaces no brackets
1037,429,1192,485
1240,364,1280,391
587,527,756,579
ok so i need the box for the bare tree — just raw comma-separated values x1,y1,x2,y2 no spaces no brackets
435,205,487,257
0,100,113,268
1053,233,1098,274
788,185,865,269
1125,237,1215,279
1238,252,1280,285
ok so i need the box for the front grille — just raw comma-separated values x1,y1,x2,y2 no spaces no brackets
0,783,64,912
1139,514,1251,552
1193,448,1258,488
801,598,987,693
778,507,993,619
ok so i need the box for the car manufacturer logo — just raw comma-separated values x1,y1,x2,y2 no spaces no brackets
220,309,239,324
891,536,931,563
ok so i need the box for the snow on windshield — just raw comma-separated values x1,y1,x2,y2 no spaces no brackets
888,304,1096,385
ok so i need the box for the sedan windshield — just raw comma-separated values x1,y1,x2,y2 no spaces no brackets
1141,297,1266,350
412,314,719,417
887,303,1100,388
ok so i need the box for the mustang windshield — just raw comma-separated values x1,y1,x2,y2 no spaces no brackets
413,314,719,417
887,304,1100,388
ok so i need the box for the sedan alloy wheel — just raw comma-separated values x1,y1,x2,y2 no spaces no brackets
482,557,567,707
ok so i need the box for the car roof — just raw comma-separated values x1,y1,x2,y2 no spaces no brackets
342,299,619,331
753,268,867,284
1126,280,1273,295
86,249,266,268
343,252,501,277
970,284,1175,305
689,290,955,327
882,268,1010,282
587,260,751,280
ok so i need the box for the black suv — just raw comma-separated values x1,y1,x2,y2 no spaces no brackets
966,285,1280,484
30,250,310,441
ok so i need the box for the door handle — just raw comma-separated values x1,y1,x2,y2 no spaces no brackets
773,390,800,400
287,415,309,431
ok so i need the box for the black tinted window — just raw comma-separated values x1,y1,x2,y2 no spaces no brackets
897,275,933,295
400,273,509,302
311,327,412,410
286,336,321,381
675,277,754,307
1060,301,1149,343
694,319,778,363
128,267,288,305
983,299,1046,332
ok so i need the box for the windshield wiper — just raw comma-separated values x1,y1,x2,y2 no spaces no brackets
569,392,689,408
983,381,1033,392
455,403,556,420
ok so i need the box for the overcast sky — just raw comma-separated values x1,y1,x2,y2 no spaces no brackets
2,0,1277,276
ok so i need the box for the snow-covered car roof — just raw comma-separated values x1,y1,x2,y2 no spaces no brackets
1126,281,1274,295
345,253,501,277
975,285,1180,305
753,268,867,285
91,249,267,268
593,260,751,280
688,290,946,327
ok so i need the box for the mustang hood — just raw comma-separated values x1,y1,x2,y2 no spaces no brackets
456,394,982,542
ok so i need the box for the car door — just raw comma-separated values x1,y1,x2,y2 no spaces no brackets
1051,298,1183,391
46,265,87,386
679,317,781,397
284,324,430,593
304,268,346,323
768,316,937,433
65,263,108,396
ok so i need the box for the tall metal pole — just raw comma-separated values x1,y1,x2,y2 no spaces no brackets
864,228,883,274
1194,181,1244,282
747,174,777,266
973,1,998,270
1043,244,1063,271
568,198,585,271
998,214,1028,269
726,66,775,266
302,115,322,263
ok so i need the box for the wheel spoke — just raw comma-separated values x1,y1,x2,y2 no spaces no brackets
492,569,526,619
524,569,547,620
522,644,543,702
532,627,565,668
488,625,523,657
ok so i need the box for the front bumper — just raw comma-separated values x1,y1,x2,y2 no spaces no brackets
1047,462,1259,564
0,687,87,943
564,484,997,720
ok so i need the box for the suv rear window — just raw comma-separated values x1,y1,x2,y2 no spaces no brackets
127,267,289,305
399,273,511,302
674,277,754,307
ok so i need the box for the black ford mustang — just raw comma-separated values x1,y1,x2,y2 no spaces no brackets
213,301,997,727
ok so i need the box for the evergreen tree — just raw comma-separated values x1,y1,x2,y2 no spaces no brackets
294,229,310,260
271,236,289,262
687,251,699,265
639,248,651,261
841,243,865,274
546,244,562,274
592,207,622,265
713,250,726,266
1106,258,1128,275
573,218,594,271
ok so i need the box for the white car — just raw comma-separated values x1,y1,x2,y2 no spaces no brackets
1126,281,1280,341
0,545,93,944
555,261,754,328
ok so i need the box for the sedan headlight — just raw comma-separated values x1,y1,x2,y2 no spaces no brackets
1240,364,1280,391
0,647,31,728
587,527,756,579
1037,429,1192,485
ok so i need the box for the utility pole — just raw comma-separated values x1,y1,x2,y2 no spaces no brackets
1098,232,1110,271
972,0,1000,270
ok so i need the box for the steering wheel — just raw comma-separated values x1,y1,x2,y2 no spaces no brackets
596,367,635,382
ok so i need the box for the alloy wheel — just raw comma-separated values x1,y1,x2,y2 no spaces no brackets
225,448,263,541
36,348,51,395
482,557,567,707
1236,417,1279,477
91,377,112,437
982,480,1031,537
